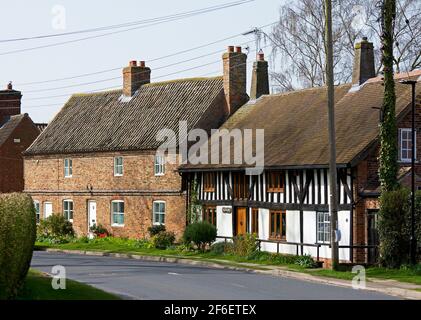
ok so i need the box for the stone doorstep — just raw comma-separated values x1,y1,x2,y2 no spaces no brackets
39,248,421,300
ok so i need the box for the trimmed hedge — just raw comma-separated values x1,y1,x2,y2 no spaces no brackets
183,221,217,251
0,193,36,299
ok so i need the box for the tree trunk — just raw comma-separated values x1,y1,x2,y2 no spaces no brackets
379,0,398,192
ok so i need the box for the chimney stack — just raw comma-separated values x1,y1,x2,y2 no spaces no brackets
123,60,151,97
223,45,248,115
250,51,269,100
0,82,22,126
352,37,375,86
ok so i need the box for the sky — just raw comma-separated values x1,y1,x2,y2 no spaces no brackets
0,0,283,123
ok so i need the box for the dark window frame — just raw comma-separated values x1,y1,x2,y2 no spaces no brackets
203,172,216,192
266,171,285,193
203,205,217,226
269,210,286,240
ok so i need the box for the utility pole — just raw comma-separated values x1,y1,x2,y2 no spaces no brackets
325,0,339,270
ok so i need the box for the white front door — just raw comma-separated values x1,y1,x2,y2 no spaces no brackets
44,202,52,219
88,201,97,231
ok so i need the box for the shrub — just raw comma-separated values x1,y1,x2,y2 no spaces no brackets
148,224,166,237
210,242,227,255
89,224,109,237
226,233,258,257
152,231,175,249
294,254,317,268
183,221,217,251
37,215,74,240
378,187,411,268
0,193,37,299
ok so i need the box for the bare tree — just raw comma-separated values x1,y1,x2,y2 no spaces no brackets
269,0,420,92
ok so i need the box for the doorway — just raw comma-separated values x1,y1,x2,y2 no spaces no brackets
44,202,52,219
367,209,379,264
88,200,97,235
235,207,247,236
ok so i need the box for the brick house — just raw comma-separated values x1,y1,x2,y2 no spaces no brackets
0,83,44,194
180,39,421,264
23,46,249,238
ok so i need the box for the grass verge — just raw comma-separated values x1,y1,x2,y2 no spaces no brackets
17,269,120,300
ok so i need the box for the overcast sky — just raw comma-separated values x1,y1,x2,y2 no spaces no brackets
0,0,282,123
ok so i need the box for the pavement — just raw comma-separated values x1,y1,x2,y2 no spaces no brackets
31,251,398,300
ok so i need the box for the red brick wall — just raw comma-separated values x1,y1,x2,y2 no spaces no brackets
0,115,40,192
24,152,186,238
351,100,421,263
0,91,21,125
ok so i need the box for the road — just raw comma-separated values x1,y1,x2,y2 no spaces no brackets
31,251,396,300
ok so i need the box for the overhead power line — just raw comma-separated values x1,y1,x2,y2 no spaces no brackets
14,21,277,87
0,0,254,43
0,1,255,57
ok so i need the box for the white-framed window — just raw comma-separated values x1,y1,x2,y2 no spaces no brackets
317,211,330,243
34,201,40,224
154,154,165,176
400,128,416,162
114,156,123,176
111,200,124,226
153,201,166,225
63,200,74,222
64,158,73,177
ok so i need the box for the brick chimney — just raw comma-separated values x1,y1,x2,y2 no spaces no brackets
223,46,248,115
250,51,269,100
0,82,22,126
352,37,376,86
123,60,151,97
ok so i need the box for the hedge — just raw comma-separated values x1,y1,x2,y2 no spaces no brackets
0,193,36,299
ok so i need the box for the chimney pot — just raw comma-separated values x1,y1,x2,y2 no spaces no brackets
7,81,12,90
257,52,264,61
362,36,368,41
129,60,137,66
139,60,146,67
235,46,242,53
228,46,234,53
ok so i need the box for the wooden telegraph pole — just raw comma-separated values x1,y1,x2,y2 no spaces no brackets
325,0,339,270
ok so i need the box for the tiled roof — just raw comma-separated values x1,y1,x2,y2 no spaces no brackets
181,71,421,170
25,77,224,155
0,114,26,147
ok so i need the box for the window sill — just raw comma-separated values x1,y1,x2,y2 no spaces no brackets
153,222,165,226
155,173,165,177
111,224,124,227
64,176,72,178
114,174,123,177
269,236,286,241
